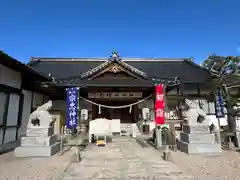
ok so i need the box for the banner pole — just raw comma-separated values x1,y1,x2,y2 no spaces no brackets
78,87,80,126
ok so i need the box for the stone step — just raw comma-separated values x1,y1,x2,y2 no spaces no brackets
14,142,60,157
178,140,222,155
182,124,210,134
180,132,215,144
21,134,58,147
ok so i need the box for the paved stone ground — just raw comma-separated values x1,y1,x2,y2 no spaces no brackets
61,137,193,180
0,149,74,180
171,150,240,180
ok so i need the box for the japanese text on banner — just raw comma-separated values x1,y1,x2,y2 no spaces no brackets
155,84,164,125
215,90,225,118
66,87,78,129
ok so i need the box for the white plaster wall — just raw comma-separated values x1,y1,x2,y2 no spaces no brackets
18,90,32,138
0,65,21,89
6,94,20,126
3,94,20,143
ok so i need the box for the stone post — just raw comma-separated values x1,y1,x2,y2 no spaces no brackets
132,124,137,138
214,130,221,144
156,126,162,148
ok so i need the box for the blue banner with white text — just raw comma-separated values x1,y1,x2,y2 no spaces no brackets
215,89,225,118
66,87,78,129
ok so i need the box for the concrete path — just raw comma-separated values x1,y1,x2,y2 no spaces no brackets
61,137,193,180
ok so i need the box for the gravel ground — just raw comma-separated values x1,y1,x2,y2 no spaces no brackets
0,149,74,180
171,150,240,180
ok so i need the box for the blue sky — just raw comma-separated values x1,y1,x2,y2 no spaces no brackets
0,0,239,64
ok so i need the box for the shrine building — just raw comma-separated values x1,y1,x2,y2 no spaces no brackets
0,51,221,152
28,52,217,130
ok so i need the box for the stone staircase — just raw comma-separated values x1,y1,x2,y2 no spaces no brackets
120,123,141,137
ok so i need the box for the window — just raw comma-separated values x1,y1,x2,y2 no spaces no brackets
0,92,8,126
6,94,20,126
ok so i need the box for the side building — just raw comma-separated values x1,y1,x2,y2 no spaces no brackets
0,51,56,153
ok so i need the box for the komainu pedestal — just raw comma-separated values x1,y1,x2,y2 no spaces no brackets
178,124,222,155
14,101,60,157
14,127,60,157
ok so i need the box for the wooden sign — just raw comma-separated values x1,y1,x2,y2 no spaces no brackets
88,92,142,99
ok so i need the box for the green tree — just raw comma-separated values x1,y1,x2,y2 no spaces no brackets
203,55,240,135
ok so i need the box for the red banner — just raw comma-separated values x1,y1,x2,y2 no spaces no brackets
155,84,164,125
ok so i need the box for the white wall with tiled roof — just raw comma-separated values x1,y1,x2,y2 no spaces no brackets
0,64,22,151
0,64,49,153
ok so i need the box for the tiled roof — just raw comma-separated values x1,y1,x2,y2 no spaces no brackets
29,57,211,84
0,51,49,81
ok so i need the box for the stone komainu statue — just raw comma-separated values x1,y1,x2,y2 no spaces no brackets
182,99,209,126
27,100,56,128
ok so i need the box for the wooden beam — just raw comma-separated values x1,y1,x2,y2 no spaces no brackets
89,62,143,80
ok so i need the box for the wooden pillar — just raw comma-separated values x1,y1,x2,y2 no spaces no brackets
92,104,96,120
132,106,138,123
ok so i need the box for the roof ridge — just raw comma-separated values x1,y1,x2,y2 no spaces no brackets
31,57,186,59
30,57,186,63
